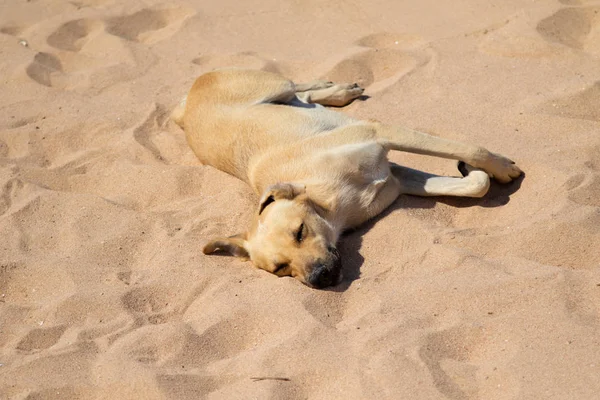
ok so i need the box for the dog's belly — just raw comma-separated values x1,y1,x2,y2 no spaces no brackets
289,101,356,133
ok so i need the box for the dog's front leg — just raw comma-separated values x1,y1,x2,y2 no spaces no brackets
295,83,364,107
294,80,335,92
373,123,522,183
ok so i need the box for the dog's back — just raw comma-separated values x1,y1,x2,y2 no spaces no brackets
174,69,357,183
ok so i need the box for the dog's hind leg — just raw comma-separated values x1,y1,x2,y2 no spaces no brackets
294,80,335,92
391,164,490,197
296,83,364,107
189,69,298,105
374,123,522,183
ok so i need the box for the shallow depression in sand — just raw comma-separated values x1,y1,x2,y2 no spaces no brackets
106,6,194,44
47,19,104,51
323,48,418,90
537,6,600,55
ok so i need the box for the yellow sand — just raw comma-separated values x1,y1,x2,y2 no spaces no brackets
1,0,599,398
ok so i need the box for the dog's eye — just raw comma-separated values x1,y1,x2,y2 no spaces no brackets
296,223,305,243
274,263,289,275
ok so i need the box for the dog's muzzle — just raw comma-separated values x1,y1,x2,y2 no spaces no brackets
307,246,342,289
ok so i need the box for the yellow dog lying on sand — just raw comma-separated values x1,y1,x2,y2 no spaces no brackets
172,69,521,288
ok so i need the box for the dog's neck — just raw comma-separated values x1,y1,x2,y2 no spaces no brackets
304,188,346,241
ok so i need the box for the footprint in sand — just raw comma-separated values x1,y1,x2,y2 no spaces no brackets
477,15,568,59
121,324,187,365
121,285,173,318
539,81,600,122
583,144,600,171
561,271,600,327
106,311,264,368
106,7,193,44
0,24,28,36
478,8,600,58
0,138,7,158
418,326,482,399
21,386,93,400
47,19,104,51
121,283,195,325
133,103,170,162
25,51,102,90
567,173,600,207
560,0,595,4
319,32,430,94
93,325,209,398
24,6,194,91
536,6,600,56
26,52,63,88
0,178,24,216
419,325,519,399
301,292,345,328
157,374,226,399
16,325,67,352
181,313,273,365
26,40,139,91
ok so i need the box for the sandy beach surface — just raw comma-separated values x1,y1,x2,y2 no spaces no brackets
1,0,600,398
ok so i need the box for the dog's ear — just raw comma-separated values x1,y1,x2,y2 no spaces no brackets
258,183,306,215
203,234,249,259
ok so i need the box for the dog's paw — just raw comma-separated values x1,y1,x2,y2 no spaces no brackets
314,80,335,90
298,80,335,91
323,83,364,106
336,83,365,98
480,152,522,183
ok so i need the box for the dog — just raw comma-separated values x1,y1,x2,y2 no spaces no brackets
171,69,522,288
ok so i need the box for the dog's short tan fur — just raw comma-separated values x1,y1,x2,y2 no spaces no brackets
172,69,522,288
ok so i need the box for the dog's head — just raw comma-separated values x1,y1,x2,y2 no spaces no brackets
203,183,342,288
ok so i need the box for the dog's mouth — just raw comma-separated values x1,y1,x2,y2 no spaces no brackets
306,246,342,289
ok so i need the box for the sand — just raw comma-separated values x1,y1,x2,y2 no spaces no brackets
1,0,599,398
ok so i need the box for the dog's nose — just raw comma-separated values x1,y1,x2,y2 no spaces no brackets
308,265,336,288
307,247,342,289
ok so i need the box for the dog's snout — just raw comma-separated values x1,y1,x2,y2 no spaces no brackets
328,245,341,261
308,265,335,288
307,247,342,289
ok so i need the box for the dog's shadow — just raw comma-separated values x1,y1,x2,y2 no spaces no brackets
329,172,525,292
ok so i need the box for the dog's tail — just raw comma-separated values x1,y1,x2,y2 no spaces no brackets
170,95,187,128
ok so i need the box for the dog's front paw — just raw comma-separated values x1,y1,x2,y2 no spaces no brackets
334,83,365,100
480,152,522,183
296,79,335,92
